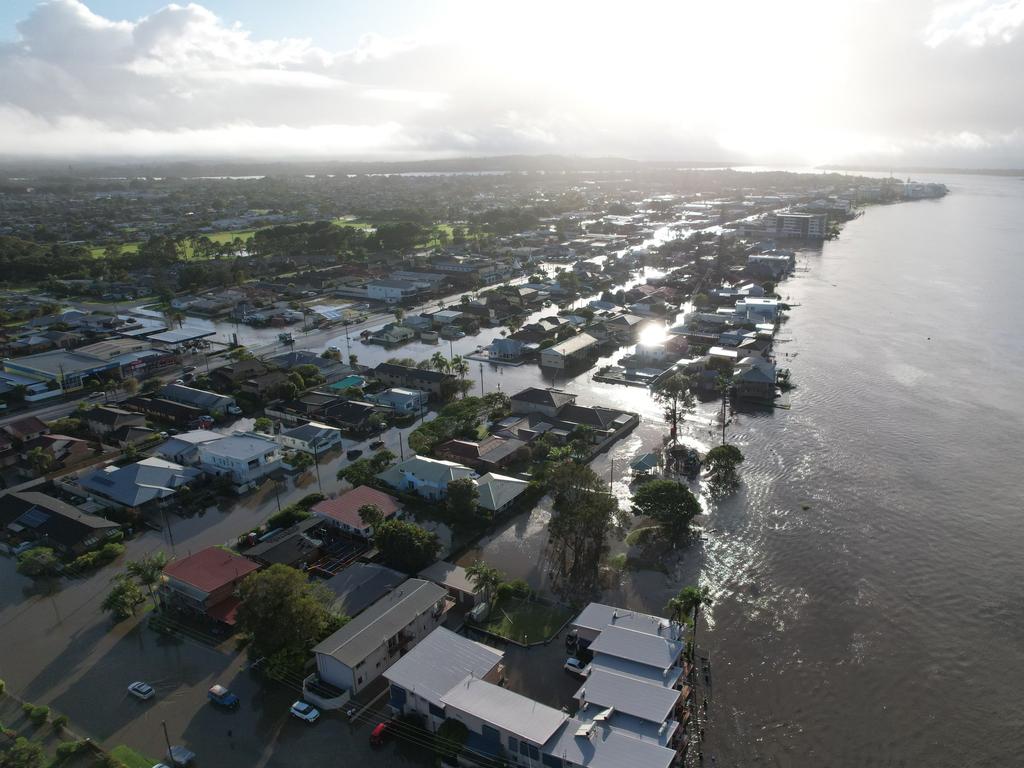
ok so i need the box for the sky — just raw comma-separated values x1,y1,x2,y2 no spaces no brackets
1,0,1023,166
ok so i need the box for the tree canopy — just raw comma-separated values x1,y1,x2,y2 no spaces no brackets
705,443,744,496
374,519,440,573
236,564,345,667
631,480,701,543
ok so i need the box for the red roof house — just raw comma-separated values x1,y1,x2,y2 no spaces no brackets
161,547,260,624
312,485,402,538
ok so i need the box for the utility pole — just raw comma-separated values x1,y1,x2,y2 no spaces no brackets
312,440,323,493
479,362,484,396
161,721,173,764
161,507,176,554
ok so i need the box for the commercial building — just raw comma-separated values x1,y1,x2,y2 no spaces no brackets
768,211,827,239
312,578,448,695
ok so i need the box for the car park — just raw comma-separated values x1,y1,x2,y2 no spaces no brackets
289,700,320,723
127,681,155,700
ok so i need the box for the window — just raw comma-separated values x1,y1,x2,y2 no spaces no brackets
429,703,444,718
508,737,519,754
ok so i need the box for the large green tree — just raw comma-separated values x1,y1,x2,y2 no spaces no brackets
126,551,169,608
446,477,481,525
374,520,440,573
236,564,344,667
16,547,60,579
546,463,619,597
652,373,695,443
631,480,701,543
705,443,744,496
1,737,44,768
101,574,145,620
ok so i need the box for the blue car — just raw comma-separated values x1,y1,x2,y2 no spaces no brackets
207,684,239,709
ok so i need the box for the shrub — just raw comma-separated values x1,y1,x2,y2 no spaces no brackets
497,579,532,600
295,493,325,511
24,704,49,723
56,740,87,758
265,504,310,530
0,678,5,693
98,542,126,562
52,714,69,729
70,552,100,572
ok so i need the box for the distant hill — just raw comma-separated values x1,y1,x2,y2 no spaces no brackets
0,154,737,179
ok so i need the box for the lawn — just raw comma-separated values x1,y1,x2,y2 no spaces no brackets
109,745,155,768
88,228,258,260
477,597,574,645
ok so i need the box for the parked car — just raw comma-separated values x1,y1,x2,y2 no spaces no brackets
127,681,155,701
346,448,363,461
226,404,242,416
207,684,239,709
289,700,320,723
369,440,385,450
370,720,394,747
563,657,589,678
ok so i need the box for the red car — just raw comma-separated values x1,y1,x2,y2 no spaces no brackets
370,720,394,747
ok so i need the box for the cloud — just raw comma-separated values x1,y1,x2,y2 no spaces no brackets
924,0,1024,46
0,0,1023,166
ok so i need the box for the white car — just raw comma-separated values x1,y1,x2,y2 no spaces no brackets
290,700,320,723
127,681,155,700
563,657,590,678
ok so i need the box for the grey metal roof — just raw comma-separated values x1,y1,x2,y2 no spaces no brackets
323,563,406,617
417,561,478,595
587,657,682,689
384,627,501,707
572,603,674,638
313,578,447,667
574,668,679,724
441,677,567,745
588,625,684,671
79,458,200,507
541,717,675,768
160,383,234,410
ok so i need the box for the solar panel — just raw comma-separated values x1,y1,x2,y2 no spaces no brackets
17,507,50,529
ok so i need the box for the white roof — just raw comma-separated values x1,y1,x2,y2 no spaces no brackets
199,432,278,460
572,603,673,638
546,332,597,357
384,627,501,707
541,717,675,768
476,472,529,512
378,455,476,486
441,677,567,745
574,668,680,724
588,625,684,672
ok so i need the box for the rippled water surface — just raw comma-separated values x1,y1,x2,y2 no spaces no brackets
696,174,1024,766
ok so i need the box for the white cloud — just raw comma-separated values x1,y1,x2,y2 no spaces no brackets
1,0,1023,165
924,0,1024,46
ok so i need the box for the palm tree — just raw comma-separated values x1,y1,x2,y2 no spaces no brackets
465,561,504,606
430,351,450,374
450,355,470,398
666,585,712,661
127,551,170,608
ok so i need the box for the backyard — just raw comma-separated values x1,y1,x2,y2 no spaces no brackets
474,597,573,645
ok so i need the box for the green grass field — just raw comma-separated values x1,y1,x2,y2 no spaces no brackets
109,745,154,768
477,597,573,644
88,229,259,259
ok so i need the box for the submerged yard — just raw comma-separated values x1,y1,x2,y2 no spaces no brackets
475,597,573,645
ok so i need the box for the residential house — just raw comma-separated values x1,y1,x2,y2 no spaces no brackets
277,421,343,455
0,434,18,468
78,457,201,513
154,430,224,465
197,432,282,488
311,578,448,695
244,517,325,569
82,406,146,438
312,485,403,538
161,547,260,625
123,396,203,427
367,324,415,346
384,627,503,730
108,424,157,448
435,435,527,472
373,388,428,415
2,416,50,444
377,456,478,501
510,387,576,418
159,383,238,418
325,400,378,432
268,350,350,384
417,561,484,609
367,279,428,304
19,434,91,476
209,359,268,390
488,337,527,363
735,297,780,323
239,371,289,397
0,491,120,556
373,363,452,399
322,563,406,617
733,356,777,401
540,332,598,370
476,472,530,515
